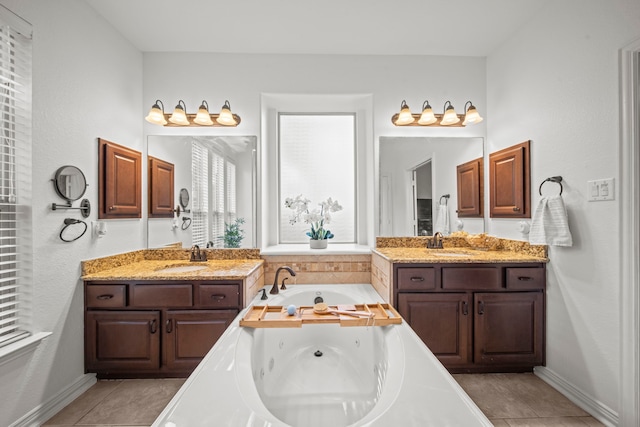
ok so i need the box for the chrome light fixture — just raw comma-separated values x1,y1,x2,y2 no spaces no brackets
391,99,483,127
145,98,242,127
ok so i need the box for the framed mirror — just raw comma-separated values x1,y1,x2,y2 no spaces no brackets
147,135,258,249
53,165,87,201
379,137,485,237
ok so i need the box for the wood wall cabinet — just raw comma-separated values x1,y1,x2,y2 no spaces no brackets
456,157,483,217
148,156,175,218
489,140,531,218
394,262,545,373
84,280,242,378
98,138,142,219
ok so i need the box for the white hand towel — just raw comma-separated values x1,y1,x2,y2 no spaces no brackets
434,203,450,235
529,195,573,246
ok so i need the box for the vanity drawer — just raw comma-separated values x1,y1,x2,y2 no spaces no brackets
196,284,240,308
130,284,193,308
506,267,545,290
397,267,436,291
86,285,126,308
442,267,501,290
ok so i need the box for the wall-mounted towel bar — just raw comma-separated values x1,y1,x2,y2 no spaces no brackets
539,176,563,196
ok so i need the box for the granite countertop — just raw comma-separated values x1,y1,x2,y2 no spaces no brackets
82,258,264,281
372,247,549,263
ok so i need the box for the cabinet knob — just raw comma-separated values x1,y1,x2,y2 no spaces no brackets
513,207,520,212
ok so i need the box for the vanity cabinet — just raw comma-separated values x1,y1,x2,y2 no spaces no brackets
394,262,545,373
84,280,241,378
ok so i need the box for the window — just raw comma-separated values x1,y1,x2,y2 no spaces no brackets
278,114,356,243
190,141,238,248
0,7,32,348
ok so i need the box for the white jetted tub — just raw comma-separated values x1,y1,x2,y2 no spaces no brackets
152,284,491,427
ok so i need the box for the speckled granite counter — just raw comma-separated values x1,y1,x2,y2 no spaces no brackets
82,248,264,281
372,247,548,264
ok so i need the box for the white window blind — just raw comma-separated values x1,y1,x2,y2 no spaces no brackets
0,7,32,348
191,142,208,247
226,161,237,223
279,114,356,243
211,152,225,247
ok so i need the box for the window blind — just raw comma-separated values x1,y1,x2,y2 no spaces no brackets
211,152,224,247
226,161,237,223
0,7,32,348
191,142,208,247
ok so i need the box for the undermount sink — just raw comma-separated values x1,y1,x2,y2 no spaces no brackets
155,265,209,274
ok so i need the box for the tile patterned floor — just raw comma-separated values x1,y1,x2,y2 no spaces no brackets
43,373,604,426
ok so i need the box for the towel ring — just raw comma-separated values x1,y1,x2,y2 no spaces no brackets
439,194,450,205
539,176,563,196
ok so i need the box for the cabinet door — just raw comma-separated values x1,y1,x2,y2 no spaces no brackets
489,140,530,218
163,310,238,371
397,293,472,366
98,138,142,219
148,156,175,218
474,292,544,366
456,157,483,217
85,311,160,372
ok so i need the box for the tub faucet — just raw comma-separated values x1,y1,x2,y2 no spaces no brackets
270,266,296,295
427,232,444,249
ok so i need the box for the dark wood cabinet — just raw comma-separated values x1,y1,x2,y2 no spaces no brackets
456,157,483,217
148,156,175,218
98,138,142,219
489,140,531,218
84,280,242,378
394,262,545,373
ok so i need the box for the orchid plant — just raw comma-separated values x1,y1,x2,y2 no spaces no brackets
285,195,343,240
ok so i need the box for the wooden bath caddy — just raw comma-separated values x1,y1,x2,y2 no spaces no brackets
239,303,402,328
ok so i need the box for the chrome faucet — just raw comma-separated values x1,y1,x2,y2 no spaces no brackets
190,245,207,262
270,266,296,295
427,232,444,249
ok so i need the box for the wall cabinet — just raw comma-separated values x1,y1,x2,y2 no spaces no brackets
394,262,545,373
456,157,483,217
84,280,242,378
489,140,531,218
98,138,142,219
148,156,175,218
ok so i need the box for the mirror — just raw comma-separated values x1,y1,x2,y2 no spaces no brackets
53,165,87,201
379,137,485,237
147,135,257,249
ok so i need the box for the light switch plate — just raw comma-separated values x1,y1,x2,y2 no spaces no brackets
587,178,615,201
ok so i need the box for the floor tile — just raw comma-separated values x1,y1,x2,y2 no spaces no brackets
43,380,123,425
76,379,185,426
502,416,594,426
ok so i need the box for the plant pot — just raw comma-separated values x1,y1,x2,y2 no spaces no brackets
309,239,328,249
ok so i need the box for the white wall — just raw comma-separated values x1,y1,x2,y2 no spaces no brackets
487,0,640,423
0,1,143,426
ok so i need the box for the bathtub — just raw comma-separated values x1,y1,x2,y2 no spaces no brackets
152,284,492,427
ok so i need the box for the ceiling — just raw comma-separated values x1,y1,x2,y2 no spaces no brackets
85,0,549,57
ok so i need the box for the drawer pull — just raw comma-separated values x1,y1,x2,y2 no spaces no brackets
518,276,534,281
166,319,173,333
461,301,468,316
410,276,425,282
149,319,157,334
96,294,114,300
210,294,226,301
477,301,485,315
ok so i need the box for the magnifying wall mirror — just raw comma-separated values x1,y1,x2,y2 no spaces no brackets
179,188,190,209
53,165,88,201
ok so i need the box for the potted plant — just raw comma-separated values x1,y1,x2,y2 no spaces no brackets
285,195,342,249
223,217,245,248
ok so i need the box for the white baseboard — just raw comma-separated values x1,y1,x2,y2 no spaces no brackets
535,366,618,427
10,373,97,427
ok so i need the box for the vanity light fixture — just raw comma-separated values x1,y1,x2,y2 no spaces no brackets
391,99,483,127
145,99,241,127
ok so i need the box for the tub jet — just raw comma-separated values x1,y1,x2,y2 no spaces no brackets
314,350,323,357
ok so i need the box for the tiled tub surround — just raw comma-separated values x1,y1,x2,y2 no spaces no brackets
262,254,372,287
